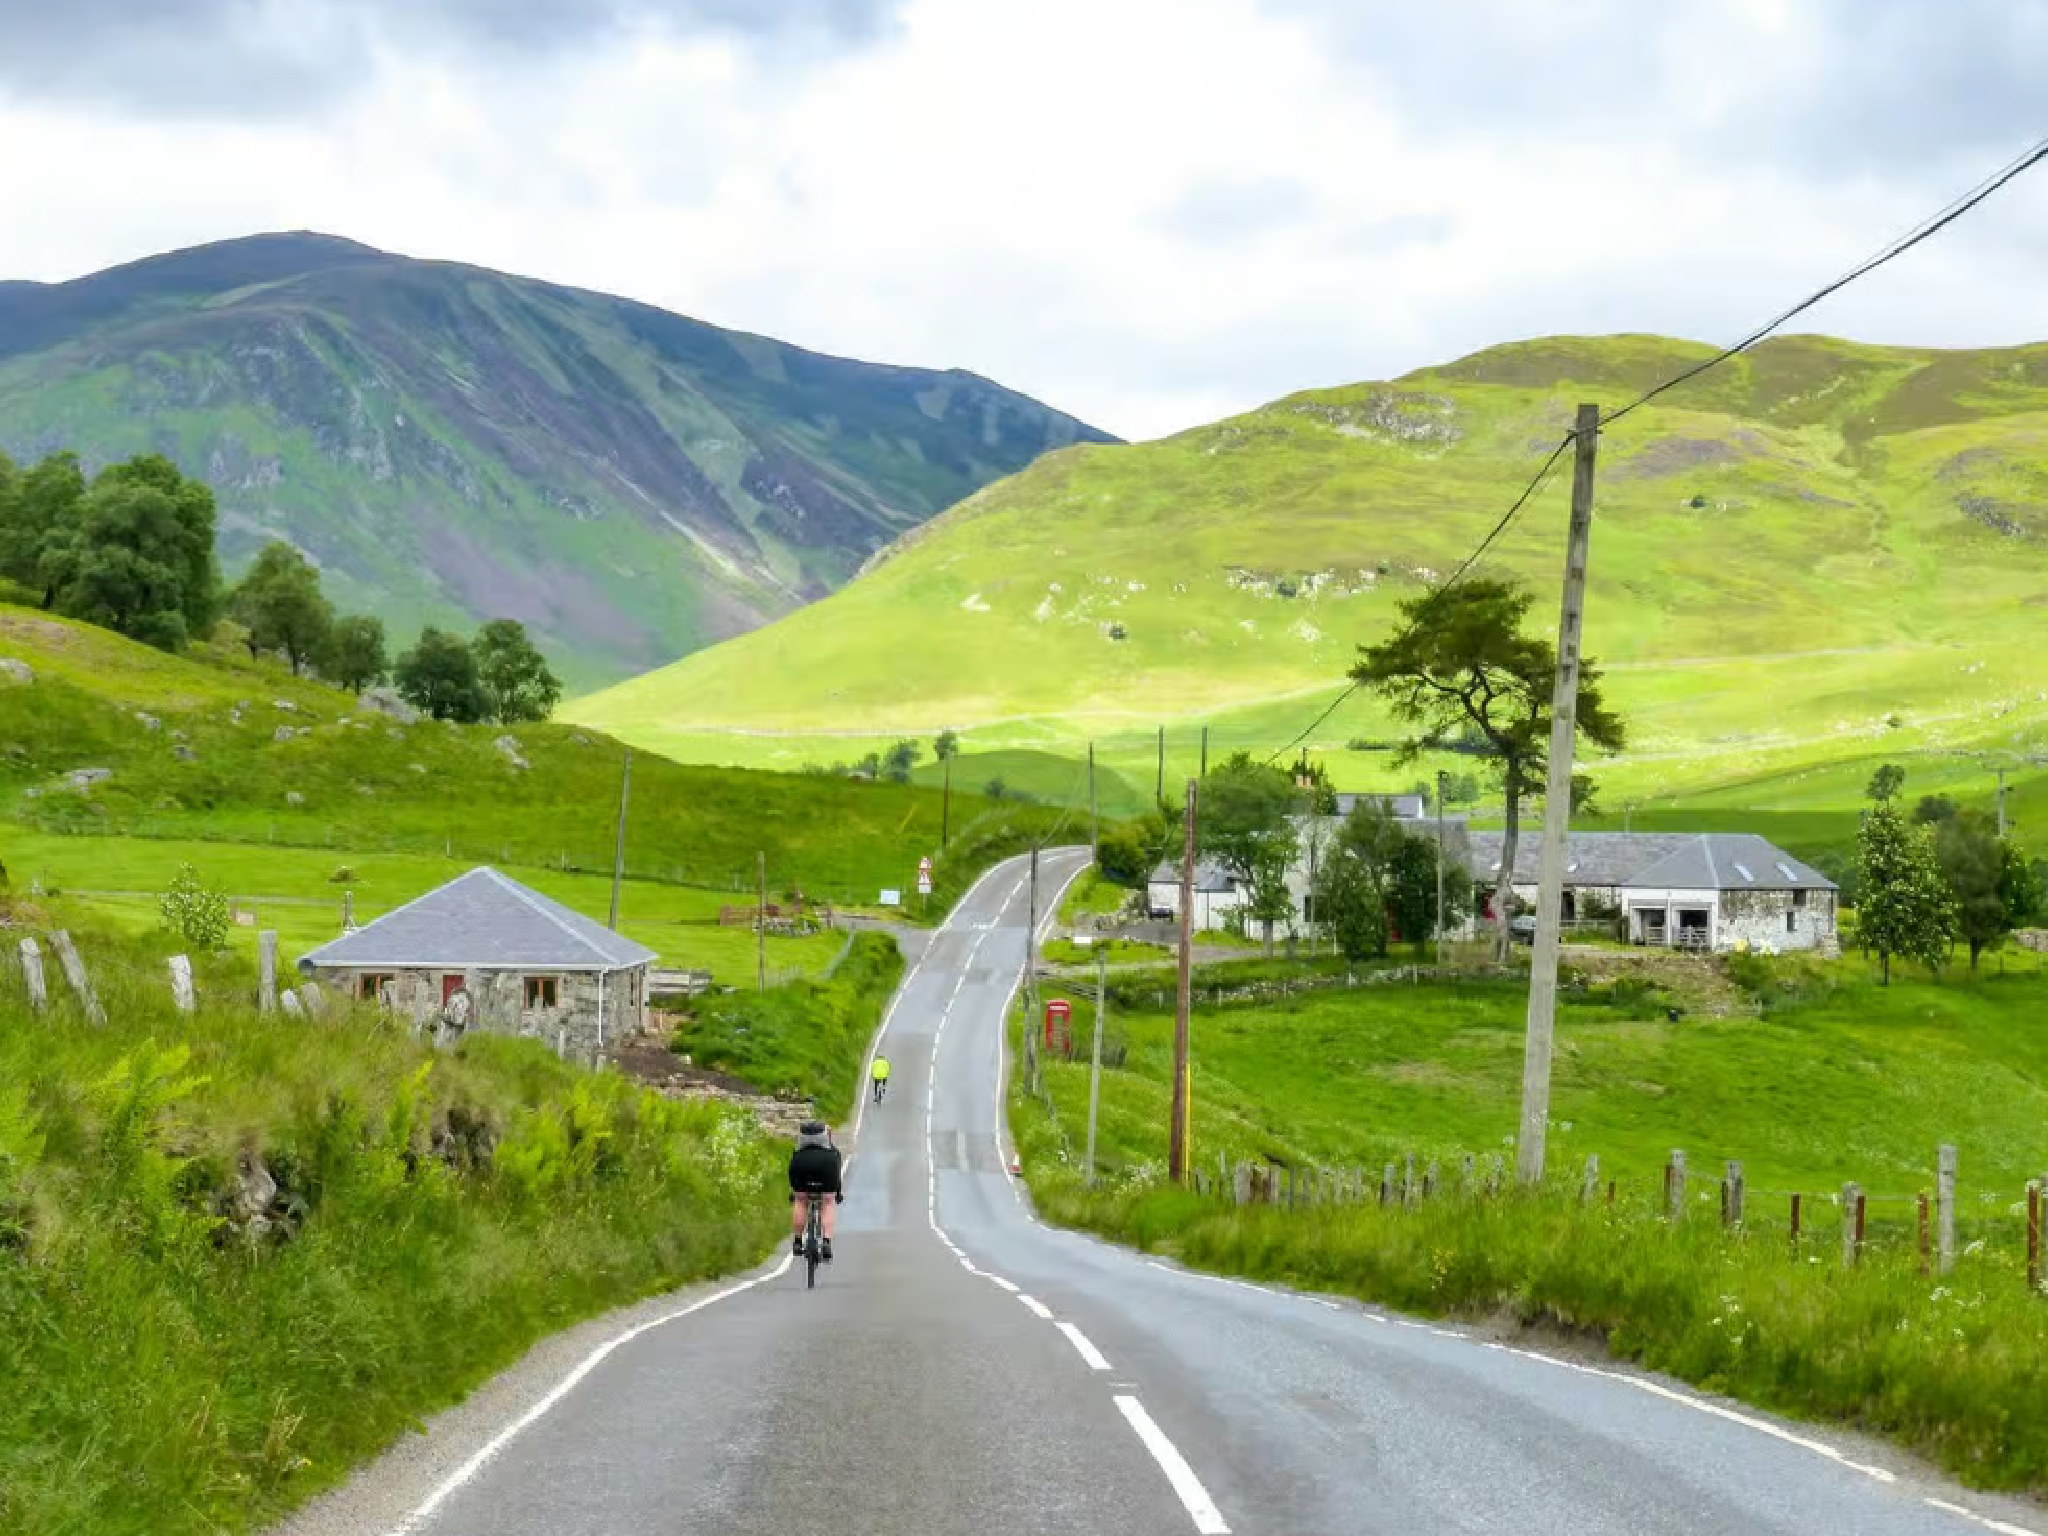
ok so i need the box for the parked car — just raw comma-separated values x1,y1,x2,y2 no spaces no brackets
1146,902,1176,922
1509,914,1538,944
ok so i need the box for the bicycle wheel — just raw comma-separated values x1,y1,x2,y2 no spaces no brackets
805,1206,821,1289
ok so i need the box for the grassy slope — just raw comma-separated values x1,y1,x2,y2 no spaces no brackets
0,603,1069,927
1028,954,2048,1196
0,919,783,1536
571,332,2048,819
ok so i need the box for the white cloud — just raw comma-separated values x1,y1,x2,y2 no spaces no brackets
1,0,2045,441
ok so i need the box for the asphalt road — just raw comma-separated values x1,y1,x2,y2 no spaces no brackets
378,850,2038,1536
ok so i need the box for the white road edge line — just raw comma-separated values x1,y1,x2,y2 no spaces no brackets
985,1275,1021,1293
1924,1498,2044,1536
1056,1321,1113,1371
383,1253,795,1535
1481,1342,1899,1485
1018,1294,1054,1320
1114,1395,1231,1535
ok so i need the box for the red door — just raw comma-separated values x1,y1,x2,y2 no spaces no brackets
443,974,464,1003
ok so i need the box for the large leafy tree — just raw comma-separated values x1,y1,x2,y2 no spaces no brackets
230,541,333,675
38,454,219,650
1934,809,2036,969
0,451,85,605
396,627,489,722
472,619,562,724
1352,578,1623,958
933,729,960,762
1198,752,1302,951
1856,783,1957,984
883,738,922,783
325,614,389,693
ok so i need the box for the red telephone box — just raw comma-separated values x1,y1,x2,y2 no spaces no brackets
1044,998,1072,1053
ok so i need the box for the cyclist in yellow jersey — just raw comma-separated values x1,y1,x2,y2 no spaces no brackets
870,1054,891,1104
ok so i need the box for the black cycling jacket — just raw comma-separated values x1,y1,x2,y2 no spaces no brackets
788,1143,843,1195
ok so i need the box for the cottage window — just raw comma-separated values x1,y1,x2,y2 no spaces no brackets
1792,888,1809,908
525,975,560,1009
1786,911,1797,935
359,973,393,1001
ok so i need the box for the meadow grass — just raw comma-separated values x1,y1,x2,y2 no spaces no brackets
0,913,784,1536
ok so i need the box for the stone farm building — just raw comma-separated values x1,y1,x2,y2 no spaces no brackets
1463,831,1839,954
298,867,655,1061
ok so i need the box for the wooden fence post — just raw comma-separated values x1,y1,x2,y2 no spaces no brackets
168,955,195,1014
1842,1182,1864,1268
1917,1193,1931,1277
1423,1161,1439,1201
2028,1181,2041,1296
1234,1162,1252,1207
1668,1150,1688,1221
1937,1144,1958,1275
1381,1163,1395,1207
258,929,279,1014
49,931,105,1025
1790,1192,1803,1249
1582,1153,1600,1202
299,984,326,1018
1724,1159,1745,1229
1404,1152,1417,1206
17,937,46,1012
1462,1152,1476,1193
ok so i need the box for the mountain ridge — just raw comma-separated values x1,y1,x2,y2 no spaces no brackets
0,232,1115,683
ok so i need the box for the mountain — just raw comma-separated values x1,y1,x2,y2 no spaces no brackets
0,233,1114,684
567,333,2048,809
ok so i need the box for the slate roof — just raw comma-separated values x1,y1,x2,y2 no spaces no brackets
1461,832,1834,892
1333,793,1428,820
298,867,658,973
1147,860,1240,894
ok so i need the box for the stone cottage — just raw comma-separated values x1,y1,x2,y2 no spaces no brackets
1462,831,1839,954
298,867,656,1061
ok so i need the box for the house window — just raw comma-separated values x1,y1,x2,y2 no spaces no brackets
525,975,560,1009
359,973,393,1001
1792,888,1809,908
1786,911,1797,935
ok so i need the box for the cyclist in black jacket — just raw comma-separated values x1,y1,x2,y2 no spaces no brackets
788,1121,843,1262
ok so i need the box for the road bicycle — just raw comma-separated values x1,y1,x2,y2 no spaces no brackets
800,1194,828,1289
871,1076,889,1105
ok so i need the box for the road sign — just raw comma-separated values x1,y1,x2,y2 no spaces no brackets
880,889,902,907
917,855,934,896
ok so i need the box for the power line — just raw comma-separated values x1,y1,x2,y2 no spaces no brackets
1601,130,2048,429
1251,127,2048,770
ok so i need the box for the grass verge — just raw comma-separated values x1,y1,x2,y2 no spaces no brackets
0,915,783,1536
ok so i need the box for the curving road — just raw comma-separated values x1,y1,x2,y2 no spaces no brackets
368,850,2037,1536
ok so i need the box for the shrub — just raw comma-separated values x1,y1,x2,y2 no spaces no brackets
1096,824,1155,886
156,862,230,952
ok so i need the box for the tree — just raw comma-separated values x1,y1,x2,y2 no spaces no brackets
1913,794,1959,825
38,455,219,650
1856,790,1956,983
883,738,922,783
229,540,332,675
1352,578,1624,958
1198,752,1302,952
933,729,960,762
1934,810,2029,969
1308,799,1467,962
1570,773,1601,817
395,627,488,722
157,863,230,952
325,614,389,693
1244,843,1297,957
1096,823,1156,886
472,619,562,724
1866,763,1906,804
1312,841,1388,963
0,450,85,605
1389,832,1471,955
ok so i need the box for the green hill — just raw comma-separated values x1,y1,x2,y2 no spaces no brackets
0,603,1067,935
0,233,1113,687
568,333,2048,813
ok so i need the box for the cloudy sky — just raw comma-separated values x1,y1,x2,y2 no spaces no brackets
1,0,2044,440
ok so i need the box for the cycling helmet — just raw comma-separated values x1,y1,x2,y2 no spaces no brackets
797,1120,832,1149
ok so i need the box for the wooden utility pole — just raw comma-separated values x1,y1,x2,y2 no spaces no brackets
1435,769,1448,970
1086,947,1107,1187
942,753,952,848
1088,742,1098,855
608,749,632,930
1516,402,1601,1186
1025,841,1042,1092
1998,768,2008,837
1169,778,1197,1183
756,850,767,993
1156,727,1166,807
1200,725,1209,778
